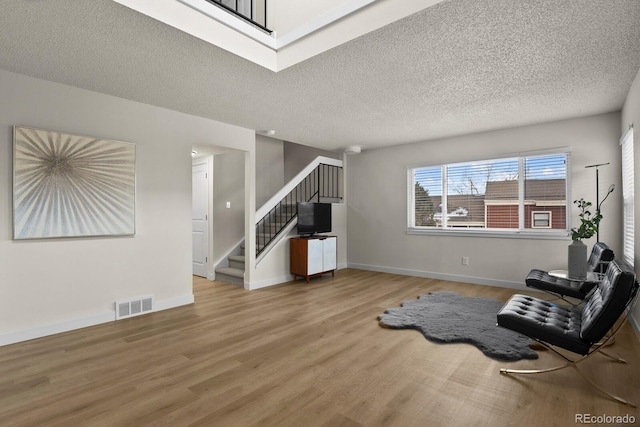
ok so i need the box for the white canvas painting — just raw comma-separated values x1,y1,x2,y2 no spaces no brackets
13,126,136,239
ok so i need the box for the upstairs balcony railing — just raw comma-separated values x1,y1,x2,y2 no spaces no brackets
205,0,271,33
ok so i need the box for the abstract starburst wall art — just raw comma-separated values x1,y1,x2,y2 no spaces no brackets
13,126,136,239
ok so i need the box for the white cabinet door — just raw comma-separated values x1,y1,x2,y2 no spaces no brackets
323,237,337,271
307,239,324,275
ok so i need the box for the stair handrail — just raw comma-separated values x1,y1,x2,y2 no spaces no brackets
256,156,343,221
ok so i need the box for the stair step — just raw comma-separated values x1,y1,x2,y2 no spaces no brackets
228,255,245,270
215,267,245,287
216,267,244,278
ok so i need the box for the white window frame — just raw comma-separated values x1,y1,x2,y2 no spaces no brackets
621,126,634,266
407,149,571,239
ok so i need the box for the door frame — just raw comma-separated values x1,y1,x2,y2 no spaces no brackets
192,156,213,278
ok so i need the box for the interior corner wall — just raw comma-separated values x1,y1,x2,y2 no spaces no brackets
213,150,246,264
347,112,622,290
621,66,640,333
283,141,341,182
256,134,284,208
0,69,255,345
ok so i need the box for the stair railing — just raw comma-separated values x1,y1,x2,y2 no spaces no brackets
255,156,343,257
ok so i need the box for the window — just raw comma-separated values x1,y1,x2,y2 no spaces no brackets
531,211,552,228
408,151,569,236
621,127,634,266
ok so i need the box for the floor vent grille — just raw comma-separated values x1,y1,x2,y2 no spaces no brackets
115,296,154,319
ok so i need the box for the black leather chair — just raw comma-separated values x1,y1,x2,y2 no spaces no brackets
497,259,638,407
525,242,614,302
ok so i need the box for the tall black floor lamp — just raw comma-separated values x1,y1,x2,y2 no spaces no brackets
585,162,615,242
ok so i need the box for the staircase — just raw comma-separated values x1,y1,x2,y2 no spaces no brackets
215,242,246,286
256,203,297,255
256,158,343,258
214,156,343,287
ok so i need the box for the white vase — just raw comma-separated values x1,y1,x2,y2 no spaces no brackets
568,240,587,280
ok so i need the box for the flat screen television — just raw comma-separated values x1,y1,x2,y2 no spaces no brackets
297,202,332,236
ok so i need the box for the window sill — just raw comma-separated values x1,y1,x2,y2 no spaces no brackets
407,227,570,240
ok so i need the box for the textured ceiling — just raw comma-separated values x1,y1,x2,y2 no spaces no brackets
1,0,640,152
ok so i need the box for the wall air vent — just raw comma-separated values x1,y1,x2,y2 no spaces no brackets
115,295,154,320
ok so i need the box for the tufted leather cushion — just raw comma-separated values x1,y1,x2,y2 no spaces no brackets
525,242,614,299
587,242,614,272
499,259,638,355
525,269,595,299
497,295,588,354
580,259,637,343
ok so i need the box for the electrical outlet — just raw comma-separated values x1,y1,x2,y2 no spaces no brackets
462,256,469,266
226,201,231,209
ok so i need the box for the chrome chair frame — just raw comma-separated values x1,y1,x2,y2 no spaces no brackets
498,259,638,407
500,303,636,407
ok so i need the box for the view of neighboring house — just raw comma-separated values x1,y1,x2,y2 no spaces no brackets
430,195,486,228
485,179,567,229
425,179,566,230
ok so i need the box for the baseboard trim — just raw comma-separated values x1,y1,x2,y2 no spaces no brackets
247,274,294,290
155,294,195,312
247,263,349,290
0,312,114,347
348,262,640,343
0,293,194,347
347,262,529,291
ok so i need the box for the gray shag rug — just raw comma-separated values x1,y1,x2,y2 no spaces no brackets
378,291,538,361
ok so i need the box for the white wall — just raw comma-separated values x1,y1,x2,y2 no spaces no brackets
283,141,341,182
256,134,284,207
213,150,246,264
347,112,622,290
621,67,640,332
271,0,349,35
0,70,255,345
275,0,445,71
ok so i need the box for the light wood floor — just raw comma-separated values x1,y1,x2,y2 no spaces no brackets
1,269,639,427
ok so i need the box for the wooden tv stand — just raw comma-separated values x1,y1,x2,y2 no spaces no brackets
290,236,337,283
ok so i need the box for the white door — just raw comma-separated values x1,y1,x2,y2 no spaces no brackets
192,162,209,277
